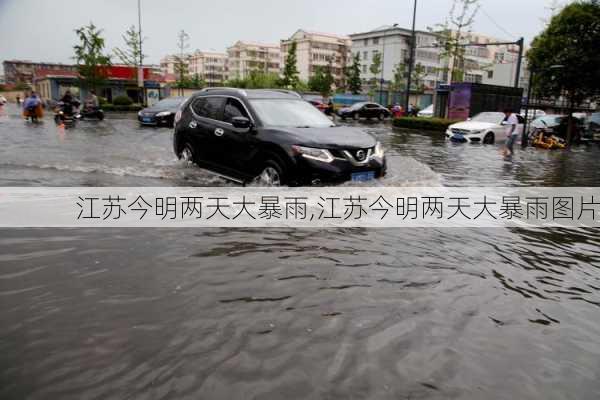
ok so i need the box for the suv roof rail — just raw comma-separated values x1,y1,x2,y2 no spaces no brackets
268,89,302,98
199,87,247,96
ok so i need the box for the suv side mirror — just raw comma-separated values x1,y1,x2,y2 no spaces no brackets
232,116,252,130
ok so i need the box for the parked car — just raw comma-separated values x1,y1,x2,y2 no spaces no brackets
520,109,546,121
138,97,187,127
173,88,386,186
587,113,600,139
529,114,585,141
337,102,391,121
446,112,525,144
417,104,434,118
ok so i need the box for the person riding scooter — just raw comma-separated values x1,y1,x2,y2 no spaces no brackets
80,90,104,120
60,91,78,116
22,91,43,122
54,91,80,125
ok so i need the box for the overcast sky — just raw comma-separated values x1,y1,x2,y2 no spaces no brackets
0,0,564,69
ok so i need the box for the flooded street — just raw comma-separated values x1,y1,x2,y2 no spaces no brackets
1,104,600,399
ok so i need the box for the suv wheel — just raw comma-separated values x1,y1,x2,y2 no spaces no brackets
483,132,495,144
352,113,360,121
255,159,284,186
378,112,385,121
180,142,195,164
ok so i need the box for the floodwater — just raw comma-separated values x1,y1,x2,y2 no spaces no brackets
1,104,599,399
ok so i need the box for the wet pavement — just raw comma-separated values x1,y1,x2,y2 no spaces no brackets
1,104,600,399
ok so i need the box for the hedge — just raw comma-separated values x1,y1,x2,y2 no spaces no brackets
102,104,143,112
112,95,134,106
392,117,462,132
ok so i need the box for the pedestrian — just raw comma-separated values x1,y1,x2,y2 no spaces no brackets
16,96,21,106
325,99,334,117
85,89,99,110
502,108,519,157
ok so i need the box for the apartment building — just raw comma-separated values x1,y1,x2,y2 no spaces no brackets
160,51,228,85
449,31,522,85
160,55,179,75
227,41,281,79
189,51,228,85
350,25,444,92
281,30,351,87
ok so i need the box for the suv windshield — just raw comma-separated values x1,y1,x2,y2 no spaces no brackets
250,99,334,128
471,112,504,124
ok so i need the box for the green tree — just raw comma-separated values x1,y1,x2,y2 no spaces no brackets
308,64,334,97
346,53,362,94
412,63,427,93
281,41,300,88
225,71,282,89
432,0,480,82
391,63,407,92
369,52,382,78
114,25,145,67
369,51,383,98
174,30,190,93
73,22,111,90
391,62,427,94
527,1,600,143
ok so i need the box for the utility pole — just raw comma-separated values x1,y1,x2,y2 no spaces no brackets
405,0,417,112
137,0,145,105
514,37,524,88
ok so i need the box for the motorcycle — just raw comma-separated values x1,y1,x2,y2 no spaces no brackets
54,100,80,126
78,105,104,121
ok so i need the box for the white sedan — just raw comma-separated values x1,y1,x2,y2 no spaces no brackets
446,112,525,144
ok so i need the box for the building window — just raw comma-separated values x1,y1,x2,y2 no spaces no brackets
373,37,379,45
363,65,367,74
364,39,369,46
363,51,368,61
487,71,494,79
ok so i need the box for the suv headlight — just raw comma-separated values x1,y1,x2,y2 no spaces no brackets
156,111,171,117
373,141,385,158
292,145,334,163
469,130,483,135
138,111,143,117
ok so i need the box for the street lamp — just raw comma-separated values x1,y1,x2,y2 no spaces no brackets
380,23,398,105
404,0,417,113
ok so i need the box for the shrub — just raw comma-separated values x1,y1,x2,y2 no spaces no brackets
112,95,134,106
102,104,142,112
393,117,462,132
98,96,109,106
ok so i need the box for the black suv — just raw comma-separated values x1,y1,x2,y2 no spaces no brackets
173,88,386,186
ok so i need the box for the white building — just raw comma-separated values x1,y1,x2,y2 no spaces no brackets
189,51,228,85
450,31,522,85
280,30,352,87
227,41,281,79
350,25,444,100
160,51,228,85
160,55,179,75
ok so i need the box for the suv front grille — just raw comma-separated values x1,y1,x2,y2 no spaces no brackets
338,147,374,165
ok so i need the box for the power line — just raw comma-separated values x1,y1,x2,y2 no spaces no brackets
479,8,517,40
